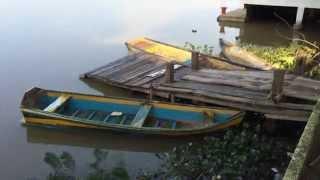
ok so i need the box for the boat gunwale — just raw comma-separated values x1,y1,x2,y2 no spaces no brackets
21,87,243,114
21,107,245,133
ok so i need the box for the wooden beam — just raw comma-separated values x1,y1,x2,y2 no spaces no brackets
270,70,285,103
293,56,305,76
191,51,199,70
164,62,174,83
149,84,154,102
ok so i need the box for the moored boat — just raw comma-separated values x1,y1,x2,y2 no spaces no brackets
20,87,244,136
220,38,273,70
126,37,245,70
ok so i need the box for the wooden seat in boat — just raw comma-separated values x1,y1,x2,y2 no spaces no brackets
131,105,152,128
44,95,71,112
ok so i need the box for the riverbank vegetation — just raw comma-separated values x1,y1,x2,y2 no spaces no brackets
241,42,320,78
138,116,303,180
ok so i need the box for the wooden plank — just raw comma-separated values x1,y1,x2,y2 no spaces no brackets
182,74,272,92
111,59,158,82
131,105,152,128
97,53,153,78
161,80,268,100
128,65,189,87
119,115,127,124
85,53,144,77
120,62,166,84
199,69,296,80
157,84,313,112
115,56,166,82
170,92,310,121
108,56,159,80
265,113,308,122
87,111,96,120
44,95,71,112
71,109,81,117
284,88,320,101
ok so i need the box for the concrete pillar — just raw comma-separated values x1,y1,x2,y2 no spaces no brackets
294,7,305,30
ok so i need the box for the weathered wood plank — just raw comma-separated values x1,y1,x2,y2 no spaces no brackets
87,53,144,76
131,105,152,127
97,54,153,78
157,84,313,111
183,74,272,92
111,58,161,82
44,95,71,112
170,92,310,121
161,81,268,100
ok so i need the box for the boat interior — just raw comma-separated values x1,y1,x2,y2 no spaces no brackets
21,88,238,130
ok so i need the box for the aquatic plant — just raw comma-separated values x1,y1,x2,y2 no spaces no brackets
138,121,295,180
241,42,320,78
184,42,214,55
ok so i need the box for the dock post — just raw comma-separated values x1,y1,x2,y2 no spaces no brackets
148,84,153,102
294,7,305,30
191,51,200,71
270,69,285,103
164,62,174,83
293,57,305,76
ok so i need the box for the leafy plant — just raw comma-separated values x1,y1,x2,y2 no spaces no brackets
138,122,294,180
184,42,214,55
241,43,320,78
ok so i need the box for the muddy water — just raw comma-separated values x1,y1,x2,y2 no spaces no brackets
0,0,318,179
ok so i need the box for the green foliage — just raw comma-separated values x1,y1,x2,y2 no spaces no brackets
241,43,320,78
138,122,294,180
240,43,301,70
184,42,214,55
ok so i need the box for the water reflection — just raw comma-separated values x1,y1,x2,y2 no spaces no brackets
26,126,186,153
30,149,130,180
219,21,320,47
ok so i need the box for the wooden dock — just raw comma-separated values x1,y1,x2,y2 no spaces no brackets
81,51,320,122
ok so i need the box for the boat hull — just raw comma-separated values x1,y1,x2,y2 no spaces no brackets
22,110,244,136
126,37,245,70
20,87,245,136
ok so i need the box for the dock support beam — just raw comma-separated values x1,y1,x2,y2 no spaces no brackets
270,70,285,103
294,7,305,30
293,57,306,76
164,62,174,83
191,51,200,71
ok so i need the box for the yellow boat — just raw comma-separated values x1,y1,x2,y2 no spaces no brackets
125,37,245,70
20,87,244,136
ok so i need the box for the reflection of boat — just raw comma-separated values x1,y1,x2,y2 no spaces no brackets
21,87,244,136
26,126,179,153
220,39,273,70
125,37,245,70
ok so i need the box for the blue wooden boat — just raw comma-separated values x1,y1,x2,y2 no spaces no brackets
20,87,244,136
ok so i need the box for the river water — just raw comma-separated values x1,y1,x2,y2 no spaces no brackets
0,0,319,179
